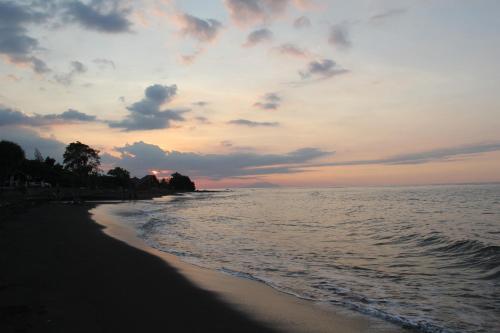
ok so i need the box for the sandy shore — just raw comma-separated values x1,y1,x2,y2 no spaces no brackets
93,202,411,333
0,203,278,332
0,202,411,332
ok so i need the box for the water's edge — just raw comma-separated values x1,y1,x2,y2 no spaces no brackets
92,185,500,333
90,202,410,333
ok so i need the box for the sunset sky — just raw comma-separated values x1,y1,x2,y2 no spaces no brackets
1,0,499,188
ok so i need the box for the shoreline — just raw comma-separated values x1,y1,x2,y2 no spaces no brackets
91,201,411,333
0,201,411,332
0,202,279,332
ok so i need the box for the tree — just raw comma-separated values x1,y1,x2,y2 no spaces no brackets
63,141,100,181
44,156,56,167
107,167,130,179
0,140,25,184
168,172,195,192
138,175,160,189
107,167,131,187
34,148,44,162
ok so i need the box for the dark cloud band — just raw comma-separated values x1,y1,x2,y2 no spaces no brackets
103,141,332,179
228,119,279,127
0,106,96,127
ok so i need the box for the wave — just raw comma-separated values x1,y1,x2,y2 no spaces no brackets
110,186,500,333
331,300,460,333
219,268,458,333
377,230,500,279
433,240,500,275
218,267,317,302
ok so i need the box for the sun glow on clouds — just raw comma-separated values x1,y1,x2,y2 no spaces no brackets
1,0,500,187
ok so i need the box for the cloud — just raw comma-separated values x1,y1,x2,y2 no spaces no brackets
0,1,133,72
110,141,500,180
224,0,272,26
0,1,51,73
299,59,348,81
192,101,209,107
275,43,309,58
0,27,37,55
33,57,51,73
220,140,234,148
328,24,351,49
224,0,290,26
254,92,282,110
144,84,177,104
64,1,132,33
293,0,316,9
313,143,500,168
54,60,87,85
244,28,273,47
219,140,255,152
6,74,21,82
0,107,34,126
108,84,187,131
175,13,222,64
228,119,279,127
370,8,407,22
0,106,97,127
224,0,315,26
49,108,96,122
194,116,211,124
93,57,115,69
293,15,310,29
107,141,332,179
177,13,222,42
0,126,66,160
180,48,204,64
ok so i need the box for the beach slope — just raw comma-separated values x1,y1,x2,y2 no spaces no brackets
0,203,279,333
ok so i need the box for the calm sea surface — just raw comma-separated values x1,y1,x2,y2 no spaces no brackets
111,185,500,333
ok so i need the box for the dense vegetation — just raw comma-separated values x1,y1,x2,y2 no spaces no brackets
0,140,196,192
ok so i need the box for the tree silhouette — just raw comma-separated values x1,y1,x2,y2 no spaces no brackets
34,148,44,162
1,139,197,197
63,142,100,182
45,157,56,167
0,140,25,185
168,172,195,192
107,167,131,187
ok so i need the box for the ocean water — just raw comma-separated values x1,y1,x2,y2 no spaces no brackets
111,185,500,333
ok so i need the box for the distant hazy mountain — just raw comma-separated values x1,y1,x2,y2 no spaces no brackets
240,182,280,188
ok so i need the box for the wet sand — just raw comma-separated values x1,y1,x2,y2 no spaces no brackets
93,203,411,333
0,202,411,332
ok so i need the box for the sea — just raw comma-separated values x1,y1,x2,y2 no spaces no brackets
109,185,500,333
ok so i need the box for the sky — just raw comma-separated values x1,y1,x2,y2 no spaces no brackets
1,0,499,188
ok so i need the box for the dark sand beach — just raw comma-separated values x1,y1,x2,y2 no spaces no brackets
0,203,279,333
1,203,410,333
